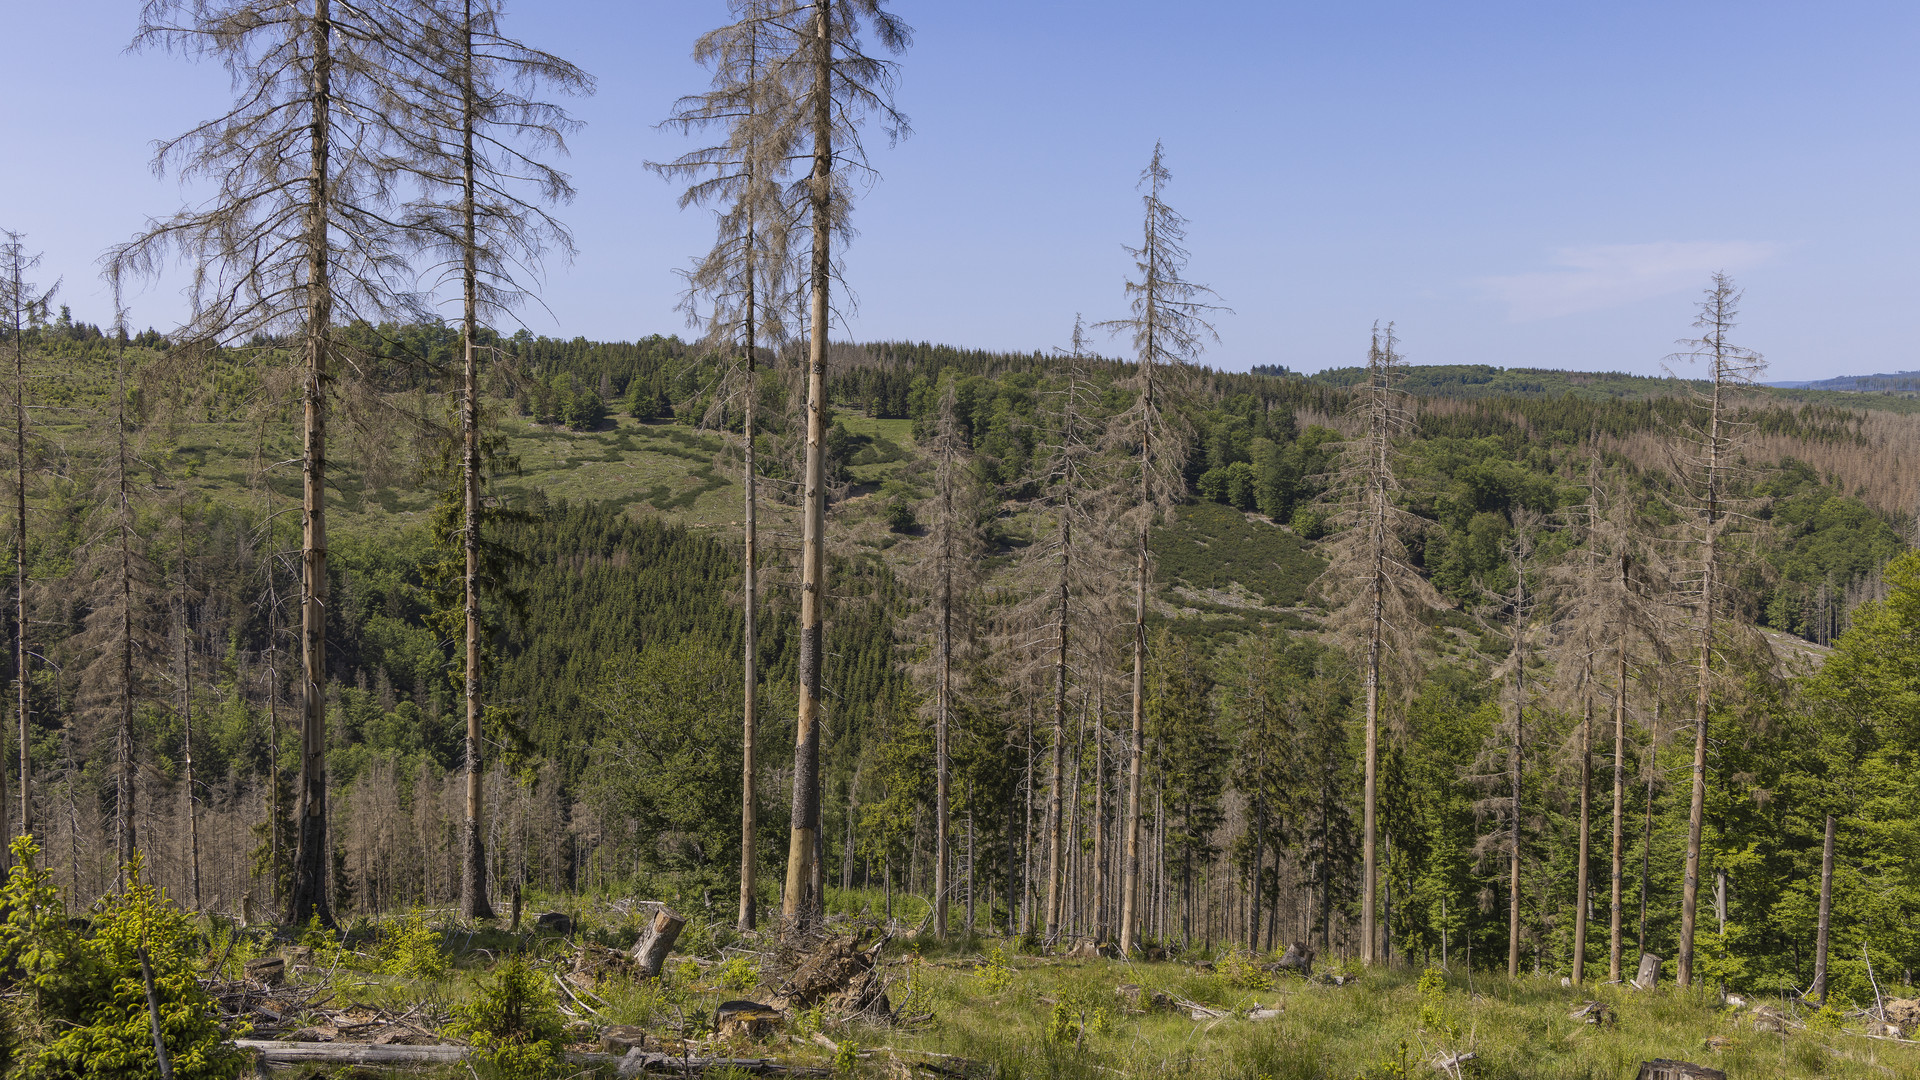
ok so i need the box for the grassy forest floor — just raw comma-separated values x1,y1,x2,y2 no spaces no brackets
211,892,1920,1080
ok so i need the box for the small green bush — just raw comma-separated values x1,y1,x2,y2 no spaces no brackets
972,946,1017,995
716,955,759,991
446,957,569,1079
0,838,249,1080
380,913,449,980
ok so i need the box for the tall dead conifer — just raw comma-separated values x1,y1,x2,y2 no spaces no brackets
115,0,429,925
778,0,911,929
1663,273,1765,987
1319,324,1439,964
654,0,797,932
0,232,53,849
1547,455,1673,982
1096,144,1226,955
1017,318,1118,945
399,0,589,923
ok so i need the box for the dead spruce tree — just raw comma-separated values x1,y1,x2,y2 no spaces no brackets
1663,272,1766,988
1017,319,1120,945
915,377,983,940
114,0,429,925
1486,511,1542,977
1319,324,1439,964
1096,143,1227,955
77,278,160,884
778,0,911,929
1547,455,1673,982
395,0,590,922
0,232,55,848
653,0,798,932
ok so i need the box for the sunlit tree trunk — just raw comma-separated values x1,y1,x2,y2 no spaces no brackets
783,0,833,927
291,0,335,927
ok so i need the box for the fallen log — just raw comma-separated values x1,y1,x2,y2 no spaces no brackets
614,1049,831,1076
236,1039,470,1066
238,1040,834,1076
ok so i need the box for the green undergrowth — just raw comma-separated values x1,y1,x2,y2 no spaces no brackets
238,896,1918,1080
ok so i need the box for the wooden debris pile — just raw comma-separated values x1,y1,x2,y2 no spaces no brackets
766,932,893,1021
1569,1000,1615,1028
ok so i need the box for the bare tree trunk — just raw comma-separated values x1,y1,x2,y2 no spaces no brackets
1812,812,1835,1006
290,0,335,927
1120,525,1146,954
13,278,28,844
1679,378,1722,989
116,332,137,884
1362,571,1382,964
457,0,495,923
738,227,760,933
1640,701,1660,955
1609,606,1629,983
180,508,201,910
1572,665,1592,984
782,0,832,929
1509,661,1524,978
1042,513,1069,943
966,788,975,934
1091,688,1108,944
932,457,952,938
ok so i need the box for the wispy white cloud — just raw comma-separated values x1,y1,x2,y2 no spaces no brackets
1478,242,1779,321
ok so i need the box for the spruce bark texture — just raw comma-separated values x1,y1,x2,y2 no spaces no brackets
400,0,588,924
1096,143,1225,956
653,0,796,932
1665,272,1764,987
777,0,910,929
116,0,430,925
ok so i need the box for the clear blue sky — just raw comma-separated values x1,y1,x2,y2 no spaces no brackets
4,1,1917,380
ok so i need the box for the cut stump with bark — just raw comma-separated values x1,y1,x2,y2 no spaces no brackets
632,908,686,980
1634,1061,1725,1080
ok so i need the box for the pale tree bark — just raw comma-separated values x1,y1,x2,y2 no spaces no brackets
1812,812,1835,1006
0,234,49,853
113,294,138,884
782,4,832,922
1572,650,1593,984
1503,518,1536,979
1042,507,1069,943
739,284,760,932
1609,590,1629,983
779,0,910,929
179,503,202,910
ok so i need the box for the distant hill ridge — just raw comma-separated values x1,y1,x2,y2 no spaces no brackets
1765,371,1920,393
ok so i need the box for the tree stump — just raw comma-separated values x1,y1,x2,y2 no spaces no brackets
632,908,686,980
1634,1061,1724,1080
244,957,286,988
715,1000,784,1039
1273,943,1315,974
1633,953,1662,989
